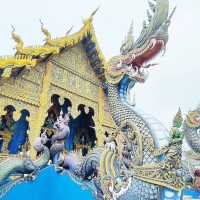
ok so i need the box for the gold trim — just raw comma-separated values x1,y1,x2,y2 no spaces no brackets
1,15,107,78
110,153,116,177
105,151,113,175
30,61,53,157
11,26,59,57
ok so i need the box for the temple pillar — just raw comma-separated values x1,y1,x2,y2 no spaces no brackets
30,61,53,157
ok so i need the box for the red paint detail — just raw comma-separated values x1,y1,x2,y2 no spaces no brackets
131,41,163,68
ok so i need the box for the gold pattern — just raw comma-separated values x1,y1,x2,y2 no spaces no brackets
0,12,114,166
11,26,59,57
0,10,107,79
30,61,53,157
130,137,184,191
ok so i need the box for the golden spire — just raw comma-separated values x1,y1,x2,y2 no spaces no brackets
11,25,24,50
83,6,100,24
66,25,73,36
40,19,51,42
90,6,100,19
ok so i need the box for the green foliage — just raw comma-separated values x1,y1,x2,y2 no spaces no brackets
169,127,184,144
173,108,183,128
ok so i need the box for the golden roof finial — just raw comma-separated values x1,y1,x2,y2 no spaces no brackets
39,19,51,42
11,25,24,49
83,6,100,24
66,25,73,36
90,6,100,19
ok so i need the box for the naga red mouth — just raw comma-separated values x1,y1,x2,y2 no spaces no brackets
127,39,165,69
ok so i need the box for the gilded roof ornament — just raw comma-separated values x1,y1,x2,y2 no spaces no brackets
0,55,37,77
0,9,107,79
83,6,100,24
11,25,24,51
40,19,52,43
65,26,73,36
40,20,74,48
11,24,59,57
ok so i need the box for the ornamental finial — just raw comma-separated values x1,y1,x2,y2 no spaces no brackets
173,107,183,128
39,19,51,42
11,25,24,50
90,6,100,20
84,6,100,24
66,25,73,36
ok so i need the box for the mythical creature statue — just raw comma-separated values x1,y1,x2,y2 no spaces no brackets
182,106,200,177
0,145,50,183
59,1,185,199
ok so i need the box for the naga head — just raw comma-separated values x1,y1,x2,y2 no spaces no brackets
106,0,175,84
185,110,200,129
15,159,37,174
183,107,200,153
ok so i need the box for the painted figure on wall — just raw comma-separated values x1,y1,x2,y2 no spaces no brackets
73,104,88,147
62,98,74,151
8,109,30,154
0,105,16,152
72,105,97,154
87,107,97,148
47,94,61,122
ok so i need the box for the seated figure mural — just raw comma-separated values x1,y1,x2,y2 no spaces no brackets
33,95,98,162
72,104,97,156
62,98,74,151
47,94,61,123
87,107,97,148
0,106,30,155
0,105,16,152
8,109,30,154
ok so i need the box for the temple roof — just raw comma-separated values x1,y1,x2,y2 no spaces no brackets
0,9,107,81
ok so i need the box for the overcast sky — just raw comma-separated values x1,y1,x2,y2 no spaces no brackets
0,0,199,129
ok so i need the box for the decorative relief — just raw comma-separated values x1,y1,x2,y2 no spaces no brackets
52,44,98,82
51,62,99,102
0,77,41,106
21,63,45,85
0,63,45,107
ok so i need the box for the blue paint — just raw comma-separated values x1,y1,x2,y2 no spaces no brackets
8,113,29,154
85,43,96,53
181,188,200,199
2,166,94,200
118,76,134,104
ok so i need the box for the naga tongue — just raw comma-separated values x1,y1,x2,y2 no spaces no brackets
143,63,159,68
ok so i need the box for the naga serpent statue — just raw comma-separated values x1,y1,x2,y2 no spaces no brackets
68,0,200,199
61,0,187,200
0,0,198,199
0,145,50,197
